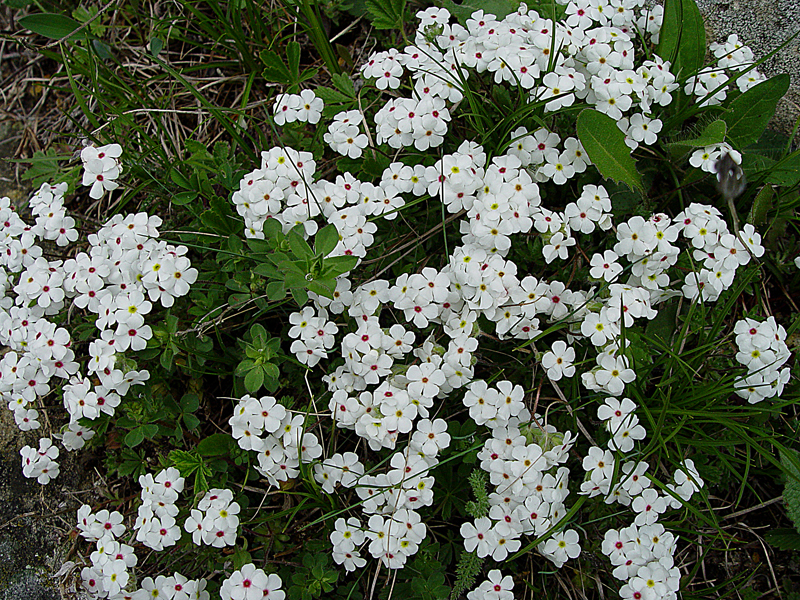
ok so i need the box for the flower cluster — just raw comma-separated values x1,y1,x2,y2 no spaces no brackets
228,394,322,486
133,468,185,551
685,34,766,105
184,488,241,548
689,142,741,174
232,0,785,588
82,143,123,200
466,569,514,600
2,180,198,488
220,564,284,600
733,316,791,403
273,89,323,125
20,437,59,484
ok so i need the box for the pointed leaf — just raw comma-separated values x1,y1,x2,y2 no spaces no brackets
314,224,340,257
287,40,301,79
576,109,643,192
667,120,727,149
724,74,790,148
288,227,315,260
19,13,83,41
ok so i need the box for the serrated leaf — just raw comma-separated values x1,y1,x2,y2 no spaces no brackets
260,49,292,84
780,449,800,531
18,13,83,41
331,73,357,98
748,185,773,226
576,109,643,192
765,528,800,551
724,74,790,149
364,0,406,29
287,40,301,79
314,86,354,105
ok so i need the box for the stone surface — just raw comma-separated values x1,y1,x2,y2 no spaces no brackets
696,0,800,140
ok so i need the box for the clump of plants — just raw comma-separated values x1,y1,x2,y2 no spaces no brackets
5,0,800,598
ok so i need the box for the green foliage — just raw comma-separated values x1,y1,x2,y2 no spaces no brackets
289,552,340,600
261,40,319,91
235,323,283,394
18,12,83,40
449,551,483,600
465,470,490,518
657,0,704,78
576,109,643,192
364,0,406,30
781,449,800,532
723,75,791,149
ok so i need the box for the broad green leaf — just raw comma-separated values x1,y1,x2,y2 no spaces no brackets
18,13,83,40
674,0,704,79
442,0,520,24
244,367,264,393
263,363,280,382
307,279,336,299
288,227,314,260
253,263,281,279
765,150,800,187
315,224,340,257
197,433,233,457
125,427,146,448
142,424,159,439
266,281,286,300
150,37,164,57
667,120,727,149
183,413,201,431
291,287,309,307
364,0,406,29
724,74,790,148
323,255,359,276
780,449,800,531
172,191,197,206
656,0,681,64
181,393,200,412
576,109,643,192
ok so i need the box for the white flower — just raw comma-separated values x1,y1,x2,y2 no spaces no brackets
541,340,575,380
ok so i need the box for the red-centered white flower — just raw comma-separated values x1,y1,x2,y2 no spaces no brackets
460,517,496,557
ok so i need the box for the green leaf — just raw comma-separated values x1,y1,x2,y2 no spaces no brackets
364,0,406,29
150,36,164,57
197,433,233,457
287,40,301,79
780,449,800,531
266,281,287,300
442,0,520,24
260,49,292,84
667,120,727,149
180,393,200,413
183,413,201,431
656,0,681,64
314,86,354,105
765,150,800,187
124,427,146,448
314,224,340,257
765,528,800,551
288,227,315,260
244,367,264,393
18,13,83,41
748,185,773,226
263,362,280,382
307,279,336,299
331,73,357,98
723,74,791,148
576,109,643,192
674,0,704,79
323,255,358,277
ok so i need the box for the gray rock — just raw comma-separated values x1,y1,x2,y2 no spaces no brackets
695,0,800,141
